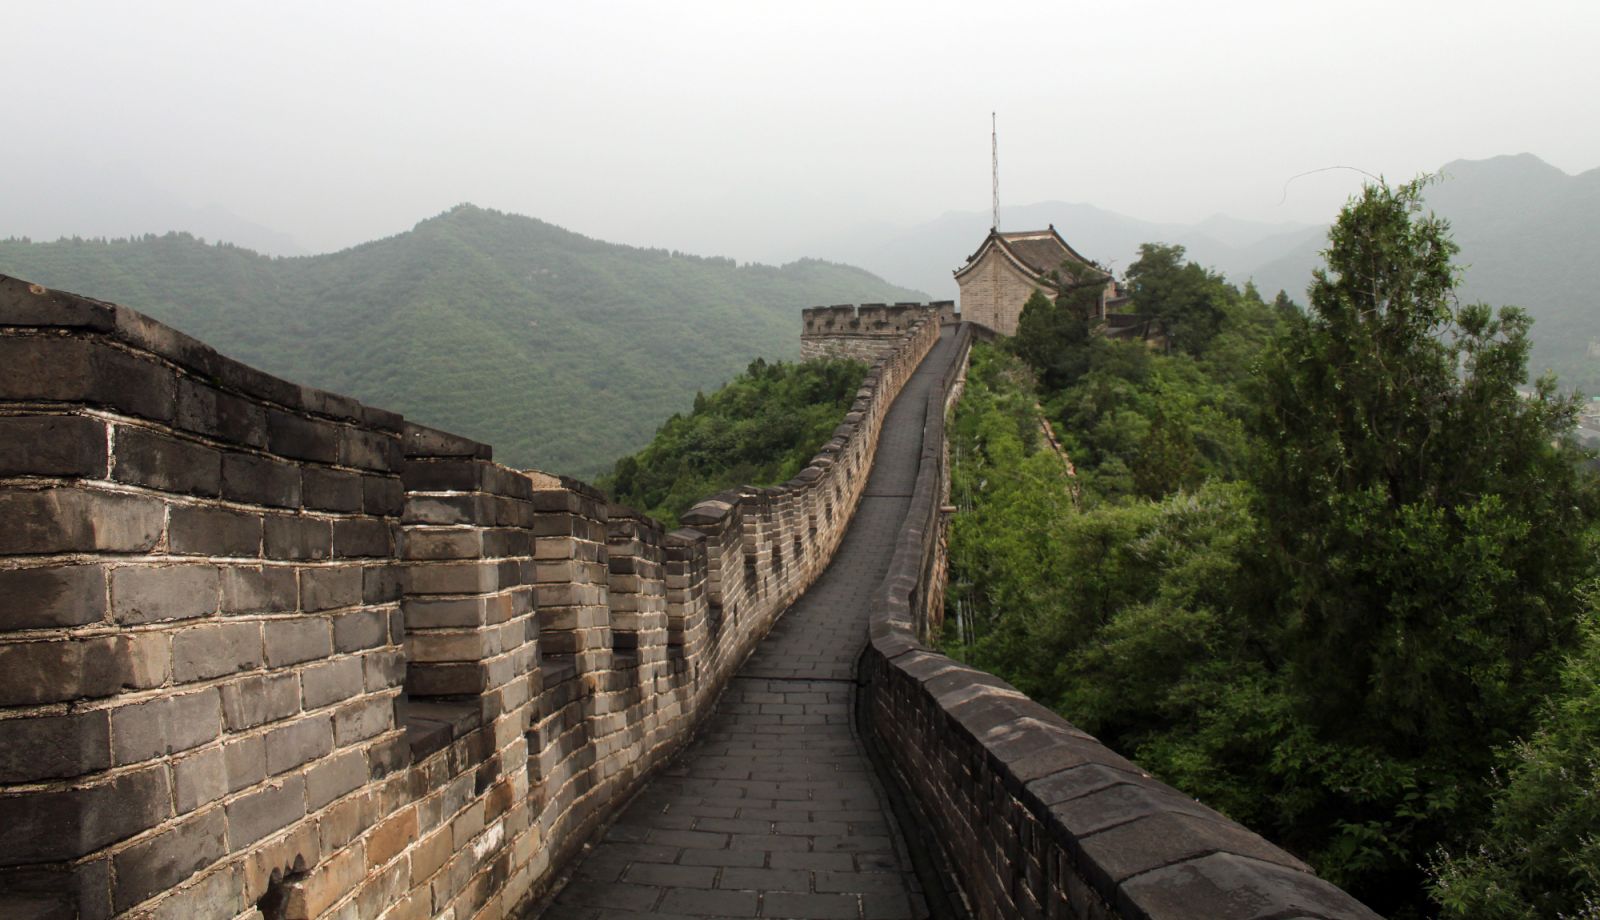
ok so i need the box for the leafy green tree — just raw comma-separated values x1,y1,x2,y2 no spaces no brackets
1013,287,1092,390
1429,596,1600,918
1125,243,1229,354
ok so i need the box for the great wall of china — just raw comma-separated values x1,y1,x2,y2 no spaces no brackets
0,275,1376,919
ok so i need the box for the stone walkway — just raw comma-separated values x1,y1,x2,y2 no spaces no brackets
538,329,960,919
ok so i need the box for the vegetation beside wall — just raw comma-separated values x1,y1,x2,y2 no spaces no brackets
599,356,867,526
945,181,1600,918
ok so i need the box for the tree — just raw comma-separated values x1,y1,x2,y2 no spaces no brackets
1125,243,1228,354
1249,180,1594,902
1013,287,1092,390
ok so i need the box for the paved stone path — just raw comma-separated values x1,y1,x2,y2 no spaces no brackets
539,329,960,919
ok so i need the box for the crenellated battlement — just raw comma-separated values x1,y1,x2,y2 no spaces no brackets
800,300,956,361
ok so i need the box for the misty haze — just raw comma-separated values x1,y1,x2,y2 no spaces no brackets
3,2,1600,919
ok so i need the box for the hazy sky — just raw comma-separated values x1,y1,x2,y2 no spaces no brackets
6,0,1598,262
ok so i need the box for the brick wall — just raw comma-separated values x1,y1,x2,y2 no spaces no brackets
800,301,953,361
858,323,1380,919
0,274,938,920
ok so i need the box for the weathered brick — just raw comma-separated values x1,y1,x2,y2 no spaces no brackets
362,475,404,516
110,425,222,496
264,716,334,776
332,517,391,558
172,621,262,682
175,377,266,448
332,609,388,653
367,807,418,867
265,410,338,464
0,333,175,422
0,563,107,629
136,858,244,920
0,414,108,477
172,745,229,813
283,839,363,918
363,649,406,692
224,774,306,850
0,633,168,705
168,505,262,557
0,763,171,863
264,514,332,561
334,696,392,746
220,452,301,509
402,596,485,629
0,487,164,555
110,688,222,765
339,427,398,472
305,748,367,810
362,563,403,604
110,563,220,625
223,735,267,793
404,561,501,595
299,565,363,612
220,564,298,614
302,467,363,512
301,658,363,712
264,617,331,667
219,672,300,731
402,528,482,561
0,709,111,783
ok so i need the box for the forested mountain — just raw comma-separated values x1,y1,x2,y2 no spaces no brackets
0,205,924,476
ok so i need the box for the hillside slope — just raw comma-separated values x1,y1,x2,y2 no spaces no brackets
0,205,925,475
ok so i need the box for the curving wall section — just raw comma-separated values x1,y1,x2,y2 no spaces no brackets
858,326,1380,919
0,273,940,920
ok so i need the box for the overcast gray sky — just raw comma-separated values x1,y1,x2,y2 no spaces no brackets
6,0,1597,262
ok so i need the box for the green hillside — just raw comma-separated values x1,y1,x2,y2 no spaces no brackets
0,205,924,476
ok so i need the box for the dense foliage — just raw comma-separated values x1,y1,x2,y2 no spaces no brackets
599,356,867,526
944,181,1600,917
0,205,922,476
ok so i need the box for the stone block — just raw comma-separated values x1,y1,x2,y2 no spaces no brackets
339,427,398,471
362,563,402,604
0,333,175,422
0,708,111,783
362,475,404,516
264,716,334,776
0,563,107,629
264,617,332,667
333,696,392,745
1117,852,1380,920
0,763,171,865
172,746,229,814
264,514,332,562
175,377,267,448
224,735,267,793
404,560,500,595
265,410,339,464
172,621,263,682
366,807,418,867
0,487,164,555
302,467,363,513
220,564,298,614
110,563,220,625
305,748,368,810
0,414,108,477
221,452,302,509
110,425,222,496
402,596,485,629
363,649,406,692
110,688,223,765
299,565,363,612
332,518,392,558
219,672,300,731
224,775,307,851
168,505,262,557
331,609,389,653
300,657,363,710
0,633,169,705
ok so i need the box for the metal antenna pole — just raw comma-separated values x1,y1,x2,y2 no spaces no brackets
991,112,1000,231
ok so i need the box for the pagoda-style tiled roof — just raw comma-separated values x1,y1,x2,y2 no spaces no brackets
954,225,1106,283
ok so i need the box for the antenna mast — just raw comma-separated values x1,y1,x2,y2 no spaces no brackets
991,112,1000,231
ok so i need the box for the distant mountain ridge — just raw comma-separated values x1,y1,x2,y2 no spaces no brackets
0,205,926,476
1249,153,1600,393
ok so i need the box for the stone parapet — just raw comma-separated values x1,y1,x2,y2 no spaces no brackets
859,324,1379,919
0,273,939,920
800,301,954,362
